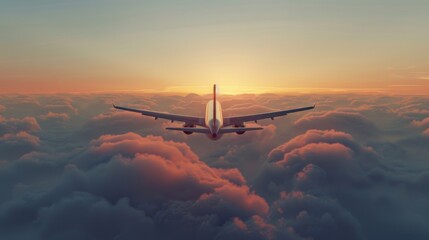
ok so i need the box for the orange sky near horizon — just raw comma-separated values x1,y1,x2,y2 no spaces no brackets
1,1,428,95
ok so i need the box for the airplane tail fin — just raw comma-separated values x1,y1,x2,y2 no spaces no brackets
213,84,216,129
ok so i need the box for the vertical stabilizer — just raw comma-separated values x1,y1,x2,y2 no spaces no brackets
213,84,216,129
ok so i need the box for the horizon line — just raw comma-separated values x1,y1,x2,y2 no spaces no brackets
0,86,428,96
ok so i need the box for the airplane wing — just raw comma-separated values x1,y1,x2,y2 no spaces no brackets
113,105,205,126
223,104,315,126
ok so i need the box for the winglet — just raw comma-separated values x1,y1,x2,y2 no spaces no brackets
313,103,316,108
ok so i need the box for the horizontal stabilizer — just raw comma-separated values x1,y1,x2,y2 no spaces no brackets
218,127,263,134
166,127,211,134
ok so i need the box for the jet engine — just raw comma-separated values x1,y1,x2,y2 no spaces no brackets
183,123,195,135
234,123,245,135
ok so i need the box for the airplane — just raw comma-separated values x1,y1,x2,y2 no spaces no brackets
113,84,315,140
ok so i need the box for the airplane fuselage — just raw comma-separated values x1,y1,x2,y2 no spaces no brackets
205,100,223,140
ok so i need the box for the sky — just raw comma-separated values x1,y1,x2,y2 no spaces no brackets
1,0,429,94
1,2,429,239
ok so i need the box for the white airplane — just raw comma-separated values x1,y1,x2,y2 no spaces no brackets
113,84,315,140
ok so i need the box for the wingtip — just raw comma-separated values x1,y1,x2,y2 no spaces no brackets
313,103,317,108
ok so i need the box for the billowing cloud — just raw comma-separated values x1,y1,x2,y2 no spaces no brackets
412,117,429,128
39,112,70,121
255,128,429,239
0,132,268,239
80,111,163,140
294,110,378,137
0,115,41,161
0,116,40,135
269,191,364,240
0,131,40,160
43,102,77,115
0,93,428,240
0,131,39,146
257,129,377,198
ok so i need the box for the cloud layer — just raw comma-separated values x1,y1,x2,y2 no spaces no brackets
0,93,428,240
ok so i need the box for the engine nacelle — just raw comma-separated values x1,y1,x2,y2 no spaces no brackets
183,123,195,135
234,123,245,135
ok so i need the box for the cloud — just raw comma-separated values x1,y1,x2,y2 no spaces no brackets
79,111,163,140
0,131,40,161
0,116,40,135
218,215,278,240
0,131,40,146
412,117,429,128
257,130,377,199
0,114,41,161
0,93,428,240
255,127,429,239
39,112,70,121
74,132,268,214
269,191,364,240
0,132,268,239
43,103,77,115
294,110,378,137
37,193,155,240
268,129,371,161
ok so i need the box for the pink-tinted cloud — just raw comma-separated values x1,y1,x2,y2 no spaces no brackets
256,129,378,199
81,111,163,139
269,129,356,160
274,142,353,169
214,168,246,186
0,131,40,160
412,117,429,128
0,116,40,135
0,131,40,146
233,217,247,230
44,103,77,115
38,112,70,121
295,163,326,187
250,215,276,239
0,93,428,240
198,184,269,217
77,132,268,217
294,110,377,137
